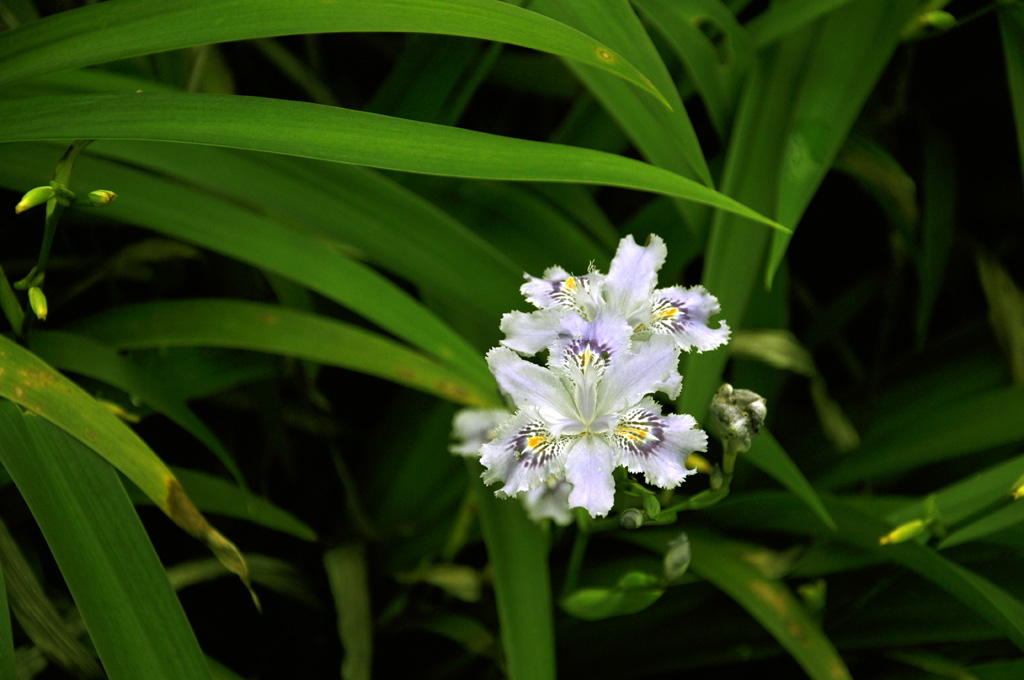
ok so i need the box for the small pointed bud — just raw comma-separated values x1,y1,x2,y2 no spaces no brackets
643,495,661,520
879,519,927,545
15,186,56,214
87,189,117,206
797,579,827,614
1011,473,1024,500
709,383,767,454
619,508,644,530
686,452,713,474
662,532,691,583
28,286,47,321
99,399,141,423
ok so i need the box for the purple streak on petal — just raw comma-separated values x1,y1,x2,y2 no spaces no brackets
612,398,707,489
650,285,731,352
480,408,570,496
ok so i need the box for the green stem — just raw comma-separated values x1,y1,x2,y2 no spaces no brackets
0,266,24,337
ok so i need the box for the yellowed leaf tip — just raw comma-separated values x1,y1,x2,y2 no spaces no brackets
166,478,260,611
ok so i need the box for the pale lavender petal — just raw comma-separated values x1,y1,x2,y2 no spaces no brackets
564,435,617,517
486,347,576,417
595,335,682,415
500,308,563,356
480,408,570,497
520,266,571,309
522,479,575,526
649,285,730,352
612,398,706,489
603,234,667,323
450,408,511,458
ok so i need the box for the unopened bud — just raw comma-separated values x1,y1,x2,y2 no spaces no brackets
28,286,47,321
15,186,56,214
662,532,691,583
1011,473,1024,500
686,453,713,474
879,519,926,546
643,495,661,519
709,383,767,454
619,508,644,530
87,190,117,206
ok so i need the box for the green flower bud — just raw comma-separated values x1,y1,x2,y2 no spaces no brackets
619,508,644,530
87,189,117,206
15,186,56,214
662,532,691,583
643,494,661,520
28,286,47,321
879,519,927,545
709,383,767,454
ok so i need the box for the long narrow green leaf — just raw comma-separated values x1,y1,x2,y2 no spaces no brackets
743,429,836,530
0,542,13,680
766,0,919,284
0,0,668,104
633,0,754,140
623,527,852,680
0,402,212,680
825,498,1024,652
71,299,499,407
1000,4,1024,185
941,501,1024,549
161,468,317,542
471,465,555,680
818,385,1024,489
0,334,252,590
532,0,712,186
76,140,524,321
0,94,787,233
0,142,492,388
28,329,245,488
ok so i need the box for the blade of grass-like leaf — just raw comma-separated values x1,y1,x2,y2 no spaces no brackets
743,429,837,530
532,0,712,186
470,466,555,680
745,0,857,47
915,120,956,346
28,329,245,489
0,94,787,233
0,543,13,680
143,468,316,542
633,0,754,140
1000,4,1024,184
0,142,493,389
0,0,669,104
71,299,499,407
324,544,373,680
0,402,213,680
679,35,812,423
707,492,1024,651
624,527,852,680
82,139,525,322
824,497,1024,652
765,0,920,285
940,502,1024,549
817,385,1024,489
0,334,253,594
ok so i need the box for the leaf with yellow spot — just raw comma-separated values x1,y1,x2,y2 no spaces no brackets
0,333,256,604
